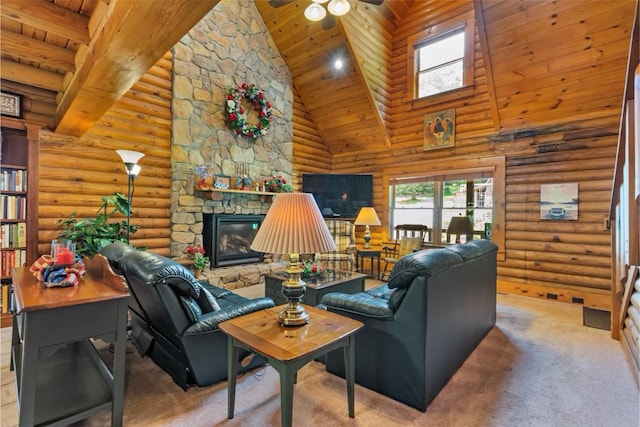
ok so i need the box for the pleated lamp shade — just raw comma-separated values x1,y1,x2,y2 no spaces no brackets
251,193,336,255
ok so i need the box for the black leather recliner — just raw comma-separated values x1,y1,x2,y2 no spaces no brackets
100,242,275,389
320,239,498,411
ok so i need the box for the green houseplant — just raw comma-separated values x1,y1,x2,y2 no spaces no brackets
57,192,138,258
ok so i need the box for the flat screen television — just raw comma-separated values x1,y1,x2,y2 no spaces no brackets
302,173,373,218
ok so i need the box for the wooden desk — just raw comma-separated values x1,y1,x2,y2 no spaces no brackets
10,255,129,426
220,305,363,427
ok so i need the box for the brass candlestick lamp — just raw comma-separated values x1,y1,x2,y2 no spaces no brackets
250,193,335,326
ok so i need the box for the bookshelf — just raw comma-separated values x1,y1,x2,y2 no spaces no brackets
1,119,42,327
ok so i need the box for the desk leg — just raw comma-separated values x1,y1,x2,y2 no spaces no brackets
227,337,239,419
111,301,127,427
18,313,40,427
279,366,295,427
344,335,356,418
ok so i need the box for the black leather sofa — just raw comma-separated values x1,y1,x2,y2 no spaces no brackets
320,239,498,411
100,242,275,389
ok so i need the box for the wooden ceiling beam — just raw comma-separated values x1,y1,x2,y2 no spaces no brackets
1,0,90,44
55,0,220,137
0,60,64,92
1,29,75,73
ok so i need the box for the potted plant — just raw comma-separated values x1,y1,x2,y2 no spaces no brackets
57,192,138,258
185,244,209,277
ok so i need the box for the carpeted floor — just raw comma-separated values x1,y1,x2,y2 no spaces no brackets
2,293,639,426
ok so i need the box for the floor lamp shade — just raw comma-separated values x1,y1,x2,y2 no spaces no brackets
116,150,145,174
116,150,144,244
251,193,336,325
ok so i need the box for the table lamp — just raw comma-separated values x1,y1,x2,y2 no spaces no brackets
251,193,336,326
354,207,381,249
447,215,473,243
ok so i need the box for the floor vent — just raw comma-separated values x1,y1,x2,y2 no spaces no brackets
583,307,611,331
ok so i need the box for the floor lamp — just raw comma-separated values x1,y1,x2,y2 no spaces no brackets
250,193,336,326
116,150,144,244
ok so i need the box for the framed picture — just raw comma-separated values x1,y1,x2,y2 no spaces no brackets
1,91,22,118
540,183,578,220
214,174,231,189
423,108,455,151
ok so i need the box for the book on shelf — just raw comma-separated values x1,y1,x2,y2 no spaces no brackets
1,223,26,248
0,169,27,192
1,285,8,314
16,222,26,247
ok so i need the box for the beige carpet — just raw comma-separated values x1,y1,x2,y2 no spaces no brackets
2,294,639,426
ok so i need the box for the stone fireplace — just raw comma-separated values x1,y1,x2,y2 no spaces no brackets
168,0,294,290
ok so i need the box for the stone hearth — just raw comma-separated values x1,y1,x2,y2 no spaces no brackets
201,260,287,290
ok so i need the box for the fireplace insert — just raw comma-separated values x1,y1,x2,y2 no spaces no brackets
203,214,265,267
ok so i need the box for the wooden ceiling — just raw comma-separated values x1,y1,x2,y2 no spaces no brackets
0,0,220,136
1,0,636,153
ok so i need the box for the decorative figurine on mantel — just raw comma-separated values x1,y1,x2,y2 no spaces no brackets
234,162,253,190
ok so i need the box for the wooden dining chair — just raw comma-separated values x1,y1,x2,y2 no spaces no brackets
381,224,429,280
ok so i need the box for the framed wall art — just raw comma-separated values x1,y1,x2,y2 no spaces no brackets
423,108,455,151
540,182,578,220
214,174,231,189
1,91,22,118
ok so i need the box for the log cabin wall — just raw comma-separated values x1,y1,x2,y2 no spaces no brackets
329,0,635,310
291,84,332,190
37,54,173,257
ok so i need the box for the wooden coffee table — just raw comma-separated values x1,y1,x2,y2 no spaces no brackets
219,305,363,427
264,269,366,306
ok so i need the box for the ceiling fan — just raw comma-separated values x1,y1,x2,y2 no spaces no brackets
268,0,384,30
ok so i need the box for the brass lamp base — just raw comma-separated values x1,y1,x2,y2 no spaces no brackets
363,225,372,249
279,253,309,326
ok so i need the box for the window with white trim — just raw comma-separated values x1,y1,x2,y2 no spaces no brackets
416,28,465,98
406,12,475,102
388,175,493,245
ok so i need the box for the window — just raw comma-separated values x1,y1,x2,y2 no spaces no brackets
389,175,493,245
416,29,465,98
406,12,475,102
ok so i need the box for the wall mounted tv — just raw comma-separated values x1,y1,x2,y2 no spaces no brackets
302,173,373,218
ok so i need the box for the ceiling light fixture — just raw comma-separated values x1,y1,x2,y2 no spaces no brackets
305,0,352,22
304,2,326,21
327,0,351,16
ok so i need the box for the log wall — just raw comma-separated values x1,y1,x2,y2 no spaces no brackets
327,1,626,309
291,84,331,191
37,53,173,257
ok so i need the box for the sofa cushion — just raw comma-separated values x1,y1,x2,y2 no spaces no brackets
399,237,422,257
444,242,483,261
387,248,463,289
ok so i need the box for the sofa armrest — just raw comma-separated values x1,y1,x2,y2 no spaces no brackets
183,297,275,334
320,292,395,320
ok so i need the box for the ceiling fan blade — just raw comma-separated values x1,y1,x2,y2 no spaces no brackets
321,14,336,30
268,0,293,7
358,0,384,5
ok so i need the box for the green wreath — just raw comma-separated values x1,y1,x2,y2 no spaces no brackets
226,83,272,139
